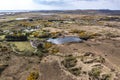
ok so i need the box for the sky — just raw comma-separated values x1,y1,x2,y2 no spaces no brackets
0,0,120,10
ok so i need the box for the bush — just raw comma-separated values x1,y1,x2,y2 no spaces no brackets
27,72,39,80
101,74,111,80
79,32,101,40
32,32,40,37
43,42,53,49
39,32,50,38
79,32,91,40
70,29,101,40
34,50,47,57
89,68,101,79
70,29,85,34
0,64,8,75
37,42,59,54
5,35,28,41
95,56,105,63
48,47,59,54
105,32,119,38
68,67,81,76
1,46,8,52
62,55,77,68
50,32,62,38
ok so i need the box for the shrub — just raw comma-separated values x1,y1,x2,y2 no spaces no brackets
32,32,40,37
105,32,119,38
101,74,111,80
89,68,101,79
1,46,8,52
50,32,62,38
79,32,101,40
95,56,105,63
37,42,59,54
34,50,47,57
0,64,8,75
62,55,77,68
27,72,39,80
83,52,95,57
33,42,54,57
37,42,52,52
39,32,50,38
48,47,59,54
68,67,82,76
5,34,28,41
70,29,85,34
43,42,53,49
69,29,101,40
31,30,50,38
79,32,92,40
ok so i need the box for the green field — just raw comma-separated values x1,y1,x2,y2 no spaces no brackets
0,35,5,39
9,41,35,52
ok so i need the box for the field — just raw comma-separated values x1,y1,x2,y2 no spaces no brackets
0,10,120,80
9,42,34,52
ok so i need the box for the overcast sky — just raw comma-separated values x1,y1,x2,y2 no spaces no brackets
0,0,120,10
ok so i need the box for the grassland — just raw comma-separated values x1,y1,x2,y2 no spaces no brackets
9,42,34,52
0,11,120,80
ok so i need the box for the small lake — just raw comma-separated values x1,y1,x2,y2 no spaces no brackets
16,18,28,20
47,36,82,44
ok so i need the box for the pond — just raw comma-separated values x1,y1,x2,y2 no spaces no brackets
16,18,28,20
47,36,82,44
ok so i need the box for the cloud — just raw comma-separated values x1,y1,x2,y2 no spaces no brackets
0,0,119,10
0,0,37,10
34,0,65,6
0,0,56,10
33,0,120,10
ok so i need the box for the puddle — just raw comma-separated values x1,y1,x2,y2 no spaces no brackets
16,18,28,20
47,36,82,44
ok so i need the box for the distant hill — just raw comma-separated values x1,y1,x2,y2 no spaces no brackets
31,10,120,15
0,10,120,15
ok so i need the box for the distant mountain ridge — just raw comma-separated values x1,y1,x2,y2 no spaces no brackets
0,10,29,12
0,10,120,15
31,9,120,15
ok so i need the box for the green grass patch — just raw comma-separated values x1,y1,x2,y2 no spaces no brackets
9,42,34,52
0,35,5,39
